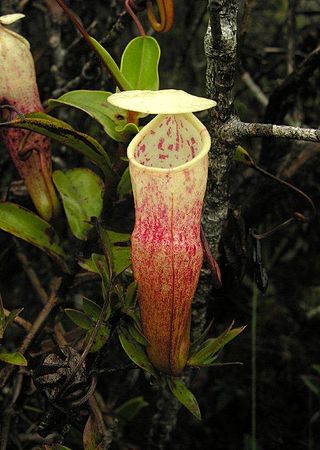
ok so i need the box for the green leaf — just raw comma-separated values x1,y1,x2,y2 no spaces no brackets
48,90,135,143
65,308,93,330
120,36,160,90
107,230,131,244
123,281,138,310
115,396,148,422
0,351,27,366
117,167,132,199
112,246,131,275
84,325,110,353
187,324,246,367
82,297,101,321
189,320,213,354
89,37,133,91
2,112,114,178
53,168,105,240
118,328,157,377
0,202,70,273
98,227,131,276
167,377,201,420
233,145,254,166
128,322,149,346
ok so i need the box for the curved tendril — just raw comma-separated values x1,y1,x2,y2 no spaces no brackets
147,0,174,32
251,163,316,240
125,0,146,36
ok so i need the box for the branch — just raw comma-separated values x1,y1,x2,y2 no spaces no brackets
265,45,320,123
221,118,320,144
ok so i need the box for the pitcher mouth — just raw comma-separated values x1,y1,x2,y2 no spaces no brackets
127,112,211,174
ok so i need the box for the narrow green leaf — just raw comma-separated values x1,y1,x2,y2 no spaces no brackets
97,224,113,278
112,246,131,275
89,37,133,91
118,329,157,377
0,351,27,366
53,168,105,240
128,322,149,346
189,320,213,354
167,377,201,420
187,324,246,366
107,230,131,244
98,227,131,276
233,145,254,166
120,36,160,90
2,113,114,178
115,396,149,422
65,308,93,330
82,297,101,322
84,325,110,353
0,202,70,273
78,253,104,273
48,90,134,143
117,167,132,199
124,281,138,310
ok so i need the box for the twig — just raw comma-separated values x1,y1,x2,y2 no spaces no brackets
241,71,268,107
0,277,62,388
221,118,320,144
3,308,32,332
15,245,48,305
265,45,320,123
287,0,297,75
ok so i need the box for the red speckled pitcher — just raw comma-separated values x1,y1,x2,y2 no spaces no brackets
128,111,211,375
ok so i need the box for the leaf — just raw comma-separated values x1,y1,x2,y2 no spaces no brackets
48,90,136,143
65,308,93,330
112,246,131,275
123,281,138,310
89,37,133,91
98,227,131,276
167,377,201,420
0,202,70,273
115,396,148,422
1,113,114,178
128,322,149,346
118,328,157,377
82,297,101,321
0,351,27,366
84,325,110,353
187,324,246,367
189,320,213,354
53,168,105,240
233,145,255,166
120,36,160,90
107,230,131,244
117,167,132,199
